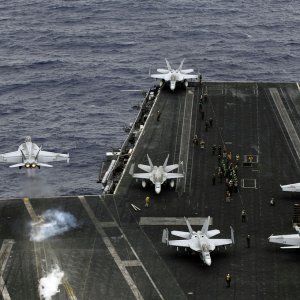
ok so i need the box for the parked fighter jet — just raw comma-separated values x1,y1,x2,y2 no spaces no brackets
131,154,183,194
280,183,300,192
162,216,234,266
150,58,198,91
0,136,70,169
269,226,300,249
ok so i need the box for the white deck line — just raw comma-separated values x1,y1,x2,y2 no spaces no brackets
98,196,165,300
269,88,300,162
78,196,144,300
296,82,300,92
139,217,213,226
0,239,14,300
114,88,162,195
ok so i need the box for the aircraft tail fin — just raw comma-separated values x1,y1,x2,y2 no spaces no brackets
165,58,172,71
201,216,210,234
163,154,169,168
184,217,194,236
162,228,169,244
177,58,185,71
146,154,154,169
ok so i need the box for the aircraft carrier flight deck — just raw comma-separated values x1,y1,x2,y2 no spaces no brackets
0,81,299,299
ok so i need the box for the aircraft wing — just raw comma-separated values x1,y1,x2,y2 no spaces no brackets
165,164,179,172
151,73,170,81
168,239,191,248
0,151,22,163
181,74,198,80
171,230,190,239
137,164,152,172
210,238,233,247
181,69,194,74
166,173,184,179
37,151,69,163
132,173,151,179
281,246,300,249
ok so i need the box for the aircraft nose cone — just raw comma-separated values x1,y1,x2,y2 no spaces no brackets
206,259,211,266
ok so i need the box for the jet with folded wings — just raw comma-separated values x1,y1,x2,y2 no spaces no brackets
150,58,198,91
162,216,234,266
131,154,183,194
0,136,70,169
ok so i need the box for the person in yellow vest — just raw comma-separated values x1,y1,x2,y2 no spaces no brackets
145,196,150,208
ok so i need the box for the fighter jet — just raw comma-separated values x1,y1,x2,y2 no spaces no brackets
131,154,183,194
0,136,70,169
150,58,198,91
162,216,234,266
280,183,300,192
268,226,300,249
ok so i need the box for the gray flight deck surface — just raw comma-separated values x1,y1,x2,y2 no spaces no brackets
0,82,300,299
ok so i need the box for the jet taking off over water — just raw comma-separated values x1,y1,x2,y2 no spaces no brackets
162,216,234,266
131,154,183,194
269,226,300,249
0,136,70,169
280,183,300,192
150,58,198,91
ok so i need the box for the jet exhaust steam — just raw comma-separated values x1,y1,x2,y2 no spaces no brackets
30,209,78,242
39,265,64,300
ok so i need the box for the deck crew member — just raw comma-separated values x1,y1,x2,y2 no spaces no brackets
225,274,231,287
241,209,247,222
246,234,251,248
145,196,150,208
157,110,161,121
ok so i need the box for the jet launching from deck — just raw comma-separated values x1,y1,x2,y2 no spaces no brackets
0,136,70,169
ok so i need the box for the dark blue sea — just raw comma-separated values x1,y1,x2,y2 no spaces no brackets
0,0,299,198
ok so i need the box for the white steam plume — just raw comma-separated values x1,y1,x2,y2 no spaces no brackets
30,209,78,242
39,265,64,300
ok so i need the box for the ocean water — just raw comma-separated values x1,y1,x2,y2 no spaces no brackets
0,0,299,198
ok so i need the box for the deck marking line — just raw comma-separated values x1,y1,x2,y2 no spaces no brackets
114,88,162,195
0,239,14,300
99,196,165,300
22,198,78,300
78,196,144,300
270,88,300,162
139,217,213,226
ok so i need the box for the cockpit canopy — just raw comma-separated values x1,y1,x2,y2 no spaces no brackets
25,136,32,143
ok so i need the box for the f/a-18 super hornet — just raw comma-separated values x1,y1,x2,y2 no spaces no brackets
0,136,70,169
131,154,183,194
150,58,198,91
162,216,234,266
269,226,300,249
280,182,300,192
